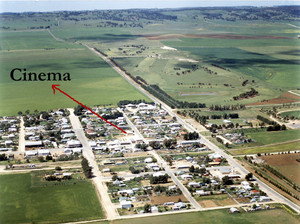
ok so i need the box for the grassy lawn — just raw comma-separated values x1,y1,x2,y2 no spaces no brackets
0,172,105,223
91,207,299,224
230,140,300,155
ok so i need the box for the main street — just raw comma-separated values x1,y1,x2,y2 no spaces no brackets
86,44,300,213
68,108,118,219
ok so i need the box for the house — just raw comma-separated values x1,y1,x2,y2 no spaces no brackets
113,180,123,185
120,200,132,209
259,196,271,202
229,207,240,213
72,148,82,154
188,182,200,188
195,190,210,196
219,167,231,174
102,168,111,173
147,163,159,170
144,157,153,163
180,174,193,180
102,159,114,165
164,202,175,205
209,162,220,166
208,153,222,159
168,185,177,190
250,190,260,196
177,165,190,169
153,172,166,177
66,140,82,148
173,202,186,210
151,206,159,213
25,151,37,157
118,189,134,195
180,140,201,146
38,149,50,156
25,141,43,148
241,181,252,190
64,148,73,154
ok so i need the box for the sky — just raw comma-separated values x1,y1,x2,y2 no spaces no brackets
0,0,299,13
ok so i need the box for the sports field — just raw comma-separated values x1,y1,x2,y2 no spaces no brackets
0,172,105,223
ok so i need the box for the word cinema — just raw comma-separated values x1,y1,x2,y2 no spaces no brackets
10,68,71,81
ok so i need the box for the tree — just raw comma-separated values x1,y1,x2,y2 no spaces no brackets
38,156,45,162
112,174,120,181
45,155,52,161
149,141,160,149
55,166,62,171
0,154,7,161
18,111,22,116
166,156,173,166
245,173,253,181
144,203,151,213
189,165,195,173
222,176,233,185
81,157,93,178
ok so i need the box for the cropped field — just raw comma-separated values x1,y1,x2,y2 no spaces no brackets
0,172,104,223
91,207,299,224
262,153,300,185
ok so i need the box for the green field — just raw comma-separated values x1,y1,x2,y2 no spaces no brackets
231,140,300,155
0,172,104,223
280,110,300,119
90,208,299,224
0,31,149,115
0,30,82,50
1,9,299,114
228,129,300,148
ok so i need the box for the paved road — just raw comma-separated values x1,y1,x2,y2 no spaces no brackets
86,45,300,213
18,117,25,152
122,110,201,209
68,108,118,219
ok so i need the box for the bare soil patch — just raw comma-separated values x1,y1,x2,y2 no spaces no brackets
247,92,300,106
150,195,188,205
198,200,217,208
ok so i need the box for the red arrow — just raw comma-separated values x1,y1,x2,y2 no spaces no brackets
52,84,127,134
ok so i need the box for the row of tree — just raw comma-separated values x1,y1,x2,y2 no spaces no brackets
81,158,93,178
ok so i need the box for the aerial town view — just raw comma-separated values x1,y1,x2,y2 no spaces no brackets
0,0,299,223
